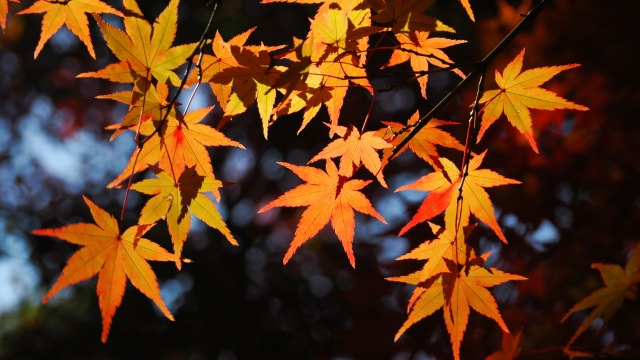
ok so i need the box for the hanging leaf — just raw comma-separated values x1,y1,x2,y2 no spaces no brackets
0,0,19,30
108,106,244,189
78,0,197,85
394,252,526,360
562,243,640,349
486,329,523,360
397,151,520,242
383,31,465,98
18,0,121,58
258,160,386,267
33,196,175,342
479,49,589,153
131,166,238,267
378,111,464,171
309,124,391,187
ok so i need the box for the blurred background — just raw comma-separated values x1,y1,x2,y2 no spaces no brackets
0,0,638,359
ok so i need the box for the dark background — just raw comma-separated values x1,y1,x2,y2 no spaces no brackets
0,0,638,359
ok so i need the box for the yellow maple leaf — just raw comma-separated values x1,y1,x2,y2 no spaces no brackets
479,49,589,153
562,243,640,349
78,0,197,85
33,196,175,342
18,0,121,58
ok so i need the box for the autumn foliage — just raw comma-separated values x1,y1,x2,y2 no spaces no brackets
7,0,636,358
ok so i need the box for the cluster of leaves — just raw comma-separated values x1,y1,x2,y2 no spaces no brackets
25,0,243,342
6,0,621,358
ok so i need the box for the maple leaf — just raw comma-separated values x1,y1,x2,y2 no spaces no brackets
562,242,640,348
377,111,464,171
388,222,476,287
0,0,18,30
478,49,589,153
271,62,325,133
131,166,238,267
458,0,475,22
267,0,374,131
100,80,170,137
309,124,392,187
314,51,371,130
270,37,316,121
212,44,283,138
108,106,244,189
383,31,466,98
396,151,520,243
394,253,526,360
486,329,523,360
17,0,121,58
161,106,246,179
269,3,373,133
370,0,454,33
78,0,197,85
308,0,376,53
186,28,256,113
33,196,175,343
258,160,386,267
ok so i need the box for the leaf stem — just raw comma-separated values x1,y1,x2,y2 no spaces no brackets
453,69,485,239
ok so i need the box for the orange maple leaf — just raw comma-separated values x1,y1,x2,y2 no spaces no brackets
108,106,244,189
258,160,386,267
33,196,175,342
394,252,525,360
308,0,375,52
486,329,523,360
269,0,374,132
383,31,466,98
378,111,464,171
18,0,121,58
270,4,373,133
100,80,170,137
131,166,238,266
212,45,283,138
314,51,371,130
78,0,197,85
396,151,520,242
388,222,476,287
370,0,454,33
186,28,256,113
458,0,475,22
478,49,589,153
562,242,640,349
270,37,316,126
0,0,19,30
309,124,392,187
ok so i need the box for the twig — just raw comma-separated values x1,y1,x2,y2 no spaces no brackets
453,69,485,234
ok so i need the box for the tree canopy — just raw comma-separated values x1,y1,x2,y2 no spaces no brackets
0,0,638,359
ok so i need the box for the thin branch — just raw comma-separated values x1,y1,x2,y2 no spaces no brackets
119,74,151,221
454,69,485,235
361,90,378,132
374,63,475,93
